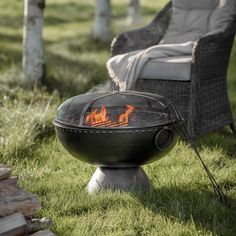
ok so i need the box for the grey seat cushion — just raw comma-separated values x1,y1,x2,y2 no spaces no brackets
161,0,236,44
139,56,192,81
138,0,235,82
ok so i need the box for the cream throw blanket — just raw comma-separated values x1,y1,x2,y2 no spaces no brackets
106,41,193,91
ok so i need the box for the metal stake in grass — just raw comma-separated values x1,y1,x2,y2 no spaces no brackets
168,103,230,207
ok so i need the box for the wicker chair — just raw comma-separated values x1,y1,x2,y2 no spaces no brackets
110,1,236,139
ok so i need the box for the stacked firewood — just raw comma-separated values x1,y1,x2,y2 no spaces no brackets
0,164,56,236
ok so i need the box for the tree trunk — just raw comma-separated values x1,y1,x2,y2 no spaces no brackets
127,0,141,25
93,0,111,42
23,0,45,86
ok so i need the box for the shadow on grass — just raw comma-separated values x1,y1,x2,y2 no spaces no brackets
134,185,236,236
0,33,53,68
141,6,163,16
0,16,23,29
111,4,162,20
0,46,22,72
0,33,22,43
44,52,108,97
196,129,236,158
66,37,110,53
45,2,94,25
0,34,109,97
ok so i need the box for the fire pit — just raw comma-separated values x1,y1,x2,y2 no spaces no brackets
54,91,180,193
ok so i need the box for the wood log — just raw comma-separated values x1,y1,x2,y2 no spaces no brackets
0,164,11,180
30,230,56,236
0,183,40,218
27,217,52,234
0,176,18,186
0,212,27,236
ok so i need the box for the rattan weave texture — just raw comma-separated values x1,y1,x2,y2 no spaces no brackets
110,2,236,138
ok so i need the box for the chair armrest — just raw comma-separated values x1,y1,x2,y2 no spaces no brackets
111,2,171,56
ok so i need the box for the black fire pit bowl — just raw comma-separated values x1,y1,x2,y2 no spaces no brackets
54,91,180,193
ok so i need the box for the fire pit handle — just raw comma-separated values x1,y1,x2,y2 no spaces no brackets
154,127,173,151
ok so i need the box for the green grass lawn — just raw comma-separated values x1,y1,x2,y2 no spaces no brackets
0,0,236,235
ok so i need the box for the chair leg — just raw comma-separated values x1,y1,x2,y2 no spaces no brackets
229,122,236,134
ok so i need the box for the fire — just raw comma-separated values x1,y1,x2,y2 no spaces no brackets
119,105,134,124
85,104,135,127
85,106,108,125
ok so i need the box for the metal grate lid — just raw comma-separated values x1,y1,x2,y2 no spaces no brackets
55,91,176,129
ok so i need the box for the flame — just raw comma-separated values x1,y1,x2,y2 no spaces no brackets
85,106,109,125
85,104,135,127
119,105,134,125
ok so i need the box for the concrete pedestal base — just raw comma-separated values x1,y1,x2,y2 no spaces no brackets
87,167,149,193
